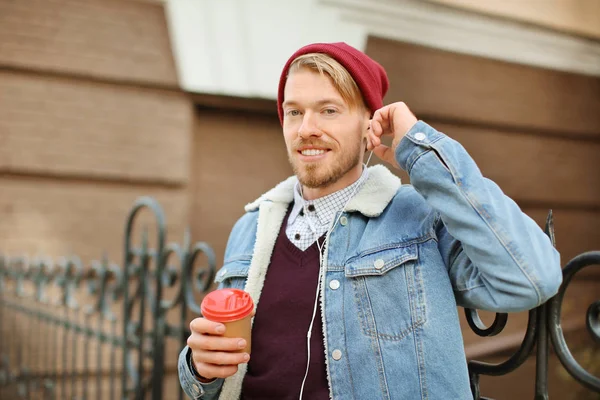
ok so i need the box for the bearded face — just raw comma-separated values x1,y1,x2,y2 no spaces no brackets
281,68,369,198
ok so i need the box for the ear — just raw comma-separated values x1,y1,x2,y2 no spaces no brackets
362,120,370,152
362,113,372,139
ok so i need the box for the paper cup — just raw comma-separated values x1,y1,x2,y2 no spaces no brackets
201,288,254,354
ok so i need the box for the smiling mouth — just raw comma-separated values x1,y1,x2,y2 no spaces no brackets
299,149,328,156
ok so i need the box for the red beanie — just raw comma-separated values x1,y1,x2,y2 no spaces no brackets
277,42,389,125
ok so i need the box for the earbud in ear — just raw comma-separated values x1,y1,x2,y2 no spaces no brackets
363,122,371,139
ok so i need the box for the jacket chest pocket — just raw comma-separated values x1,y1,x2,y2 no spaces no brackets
214,259,251,290
345,244,426,341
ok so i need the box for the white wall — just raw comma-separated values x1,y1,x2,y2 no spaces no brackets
164,0,600,98
164,0,366,98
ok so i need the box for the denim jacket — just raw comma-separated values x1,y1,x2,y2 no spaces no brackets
178,121,562,400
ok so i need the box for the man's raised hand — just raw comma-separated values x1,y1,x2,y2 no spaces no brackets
367,102,418,169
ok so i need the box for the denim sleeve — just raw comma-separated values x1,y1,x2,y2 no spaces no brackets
396,121,563,312
178,345,224,399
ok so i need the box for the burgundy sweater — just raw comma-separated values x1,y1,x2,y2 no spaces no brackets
241,206,329,399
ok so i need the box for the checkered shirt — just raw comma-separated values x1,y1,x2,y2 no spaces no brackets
286,168,369,251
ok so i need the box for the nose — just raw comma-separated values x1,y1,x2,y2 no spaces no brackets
298,112,322,139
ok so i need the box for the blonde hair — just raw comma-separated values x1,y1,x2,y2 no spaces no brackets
288,53,367,111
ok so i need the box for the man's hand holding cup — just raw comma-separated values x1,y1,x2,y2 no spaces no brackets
187,289,255,381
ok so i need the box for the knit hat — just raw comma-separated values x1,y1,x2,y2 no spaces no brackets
277,42,389,125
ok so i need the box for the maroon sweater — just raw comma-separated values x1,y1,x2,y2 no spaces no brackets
241,206,329,399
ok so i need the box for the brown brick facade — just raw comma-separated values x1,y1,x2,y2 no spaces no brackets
0,0,191,263
0,0,179,86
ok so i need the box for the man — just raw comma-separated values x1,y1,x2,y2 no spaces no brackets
178,42,562,399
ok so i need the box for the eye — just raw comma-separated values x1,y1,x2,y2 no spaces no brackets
286,109,301,117
323,108,337,115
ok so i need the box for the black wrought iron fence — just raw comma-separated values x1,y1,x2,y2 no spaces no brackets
0,197,598,399
0,197,217,400
466,213,600,399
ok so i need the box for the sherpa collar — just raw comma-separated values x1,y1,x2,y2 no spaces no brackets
244,164,401,217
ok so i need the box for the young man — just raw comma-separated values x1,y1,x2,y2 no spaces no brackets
178,42,562,400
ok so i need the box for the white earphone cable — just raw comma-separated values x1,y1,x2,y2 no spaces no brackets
298,238,324,400
298,150,374,399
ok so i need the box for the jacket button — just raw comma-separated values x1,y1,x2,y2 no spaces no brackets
192,384,201,395
339,216,348,226
332,349,343,360
374,259,385,269
415,132,426,141
329,280,340,290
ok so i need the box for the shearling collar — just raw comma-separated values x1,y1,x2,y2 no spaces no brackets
244,164,401,217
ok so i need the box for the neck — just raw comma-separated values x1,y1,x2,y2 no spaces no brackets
301,164,363,201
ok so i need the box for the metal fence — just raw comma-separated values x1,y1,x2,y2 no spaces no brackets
0,197,598,399
466,213,600,399
0,197,217,400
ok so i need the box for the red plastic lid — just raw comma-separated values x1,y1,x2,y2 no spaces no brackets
201,289,254,322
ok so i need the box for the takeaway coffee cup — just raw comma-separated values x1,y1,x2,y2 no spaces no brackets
200,288,254,354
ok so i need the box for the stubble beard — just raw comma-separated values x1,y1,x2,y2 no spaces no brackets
289,142,362,189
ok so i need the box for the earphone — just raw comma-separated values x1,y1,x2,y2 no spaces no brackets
298,146,375,399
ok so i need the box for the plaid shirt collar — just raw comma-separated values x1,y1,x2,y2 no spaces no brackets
289,167,369,228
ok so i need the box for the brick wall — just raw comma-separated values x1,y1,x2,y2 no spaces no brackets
0,0,179,86
0,1,191,397
191,108,293,267
0,0,192,263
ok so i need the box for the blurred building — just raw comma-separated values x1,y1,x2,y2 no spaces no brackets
0,0,598,398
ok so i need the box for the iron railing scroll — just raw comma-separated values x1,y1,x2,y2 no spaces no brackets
466,211,600,399
0,197,216,400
